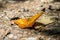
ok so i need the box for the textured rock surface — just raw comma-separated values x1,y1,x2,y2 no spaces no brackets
0,0,60,40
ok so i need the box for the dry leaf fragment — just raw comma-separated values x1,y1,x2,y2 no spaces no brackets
40,15,54,25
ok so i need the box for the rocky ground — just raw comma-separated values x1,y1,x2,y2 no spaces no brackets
0,0,60,40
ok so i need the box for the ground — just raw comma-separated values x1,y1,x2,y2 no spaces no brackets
0,0,60,40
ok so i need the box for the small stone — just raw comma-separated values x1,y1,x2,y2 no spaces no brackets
3,16,9,21
27,37,37,40
8,34,14,38
40,0,54,3
13,36,17,39
21,38,27,40
0,13,5,18
24,1,30,3
17,34,22,38
7,0,16,3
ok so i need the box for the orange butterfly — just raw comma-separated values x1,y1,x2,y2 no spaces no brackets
14,12,44,28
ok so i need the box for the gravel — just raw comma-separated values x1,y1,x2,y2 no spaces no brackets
0,0,60,40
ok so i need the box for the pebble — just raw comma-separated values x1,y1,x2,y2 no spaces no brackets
0,12,5,18
17,34,23,38
7,0,16,3
13,36,17,39
26,37,37,40
40,0,54,3
8,34,14,38
21,38,27,40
